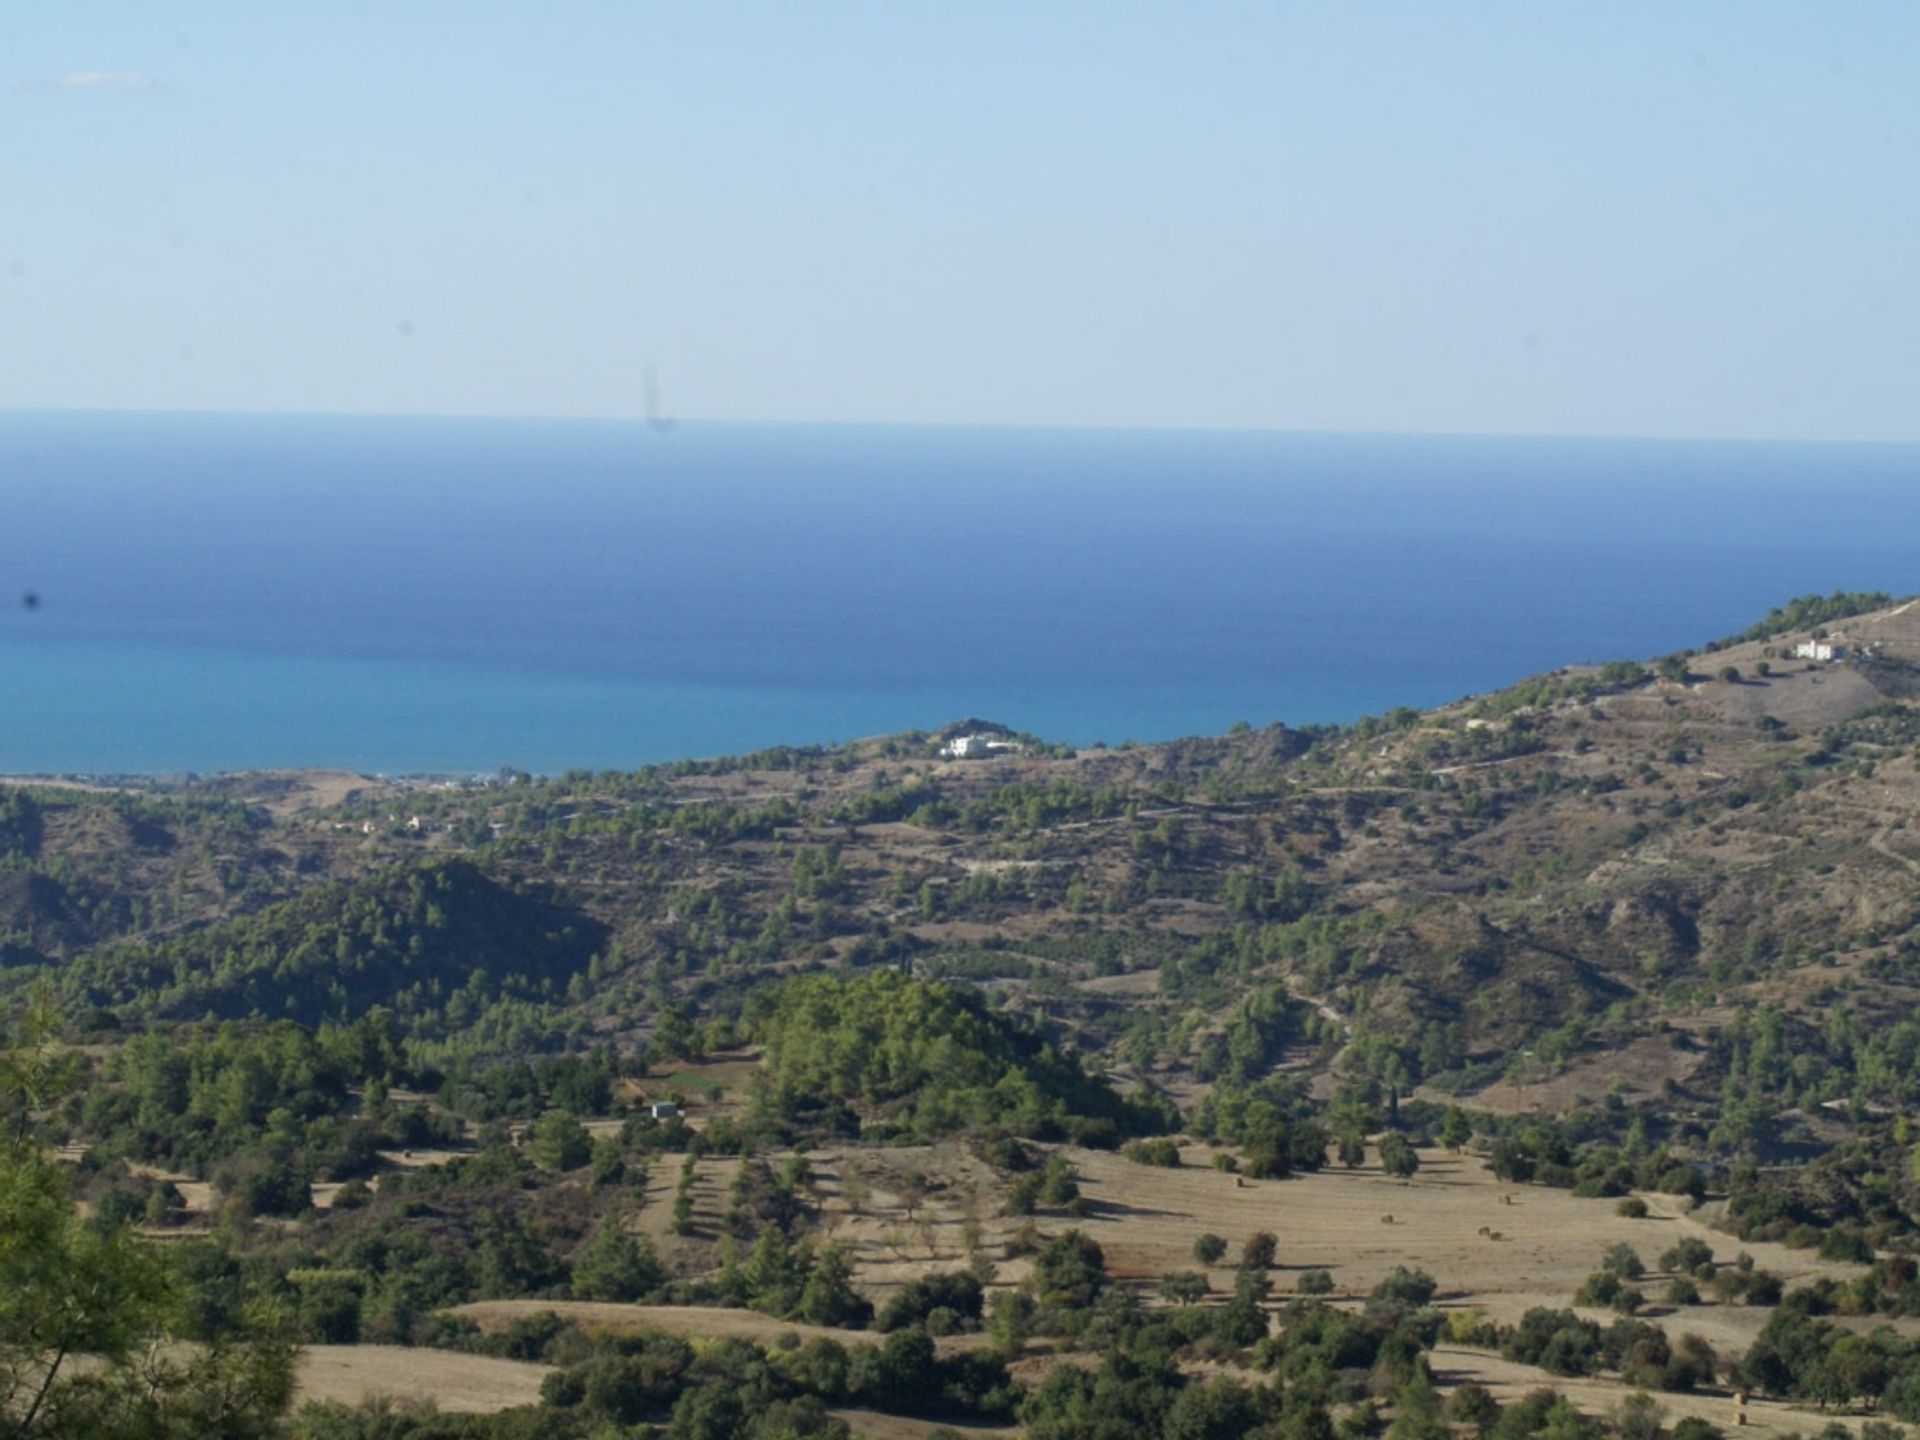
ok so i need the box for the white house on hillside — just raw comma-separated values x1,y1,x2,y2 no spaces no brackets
1793,640,1846,661
941,734,1019,759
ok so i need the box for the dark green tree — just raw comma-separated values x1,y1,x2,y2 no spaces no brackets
530,1108,591,1172
572,1219,663,1302
1380,1134,1420,1179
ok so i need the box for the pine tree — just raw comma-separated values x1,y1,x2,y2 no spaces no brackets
571,1219,662,1302
796,1243,872,1328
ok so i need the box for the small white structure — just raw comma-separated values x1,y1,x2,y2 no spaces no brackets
1793,640,1846,662
648,1101,681,1120
941,734,1020,759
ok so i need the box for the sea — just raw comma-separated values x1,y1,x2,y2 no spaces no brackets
1,409,1915,776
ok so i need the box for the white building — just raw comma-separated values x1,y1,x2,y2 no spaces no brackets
941,733,1020,759
1793,640,1846,661
648,1101,681,1120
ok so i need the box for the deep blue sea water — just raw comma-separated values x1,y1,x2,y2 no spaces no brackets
1,410,1915,775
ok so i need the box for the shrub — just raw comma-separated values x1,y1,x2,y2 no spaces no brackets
1006,1154,1079,1216
1505,1308,1603,1376
877,1271,985,1333
1193,1234,1227,1265
1028,1231,1107,1313
1602,1243,1645,1279
1379,1134,1420,1178
1297,1268,1335,1296
331,1178,372,1210
1615,1391,1666,1440
1616,1197,1649,1219
1121,1138,1182,1168
230,1163,310,1218
1664,1333,1718,1392
1576,1271,1623,1308
982,1135,1034,1172
1159,1271,1209,1305
1368,1267,1437,1312
1661,1238,1714,1276
1447,1383,1500,1433
1819,1228,1874,1264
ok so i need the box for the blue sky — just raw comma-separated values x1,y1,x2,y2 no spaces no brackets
2,3,1916,440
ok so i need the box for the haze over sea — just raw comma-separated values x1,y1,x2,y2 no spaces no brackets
1,409,1915,776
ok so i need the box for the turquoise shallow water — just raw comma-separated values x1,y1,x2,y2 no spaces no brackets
1,411,1916,774
0,638,1253,775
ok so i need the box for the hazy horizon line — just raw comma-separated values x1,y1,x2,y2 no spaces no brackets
5,402,1920,452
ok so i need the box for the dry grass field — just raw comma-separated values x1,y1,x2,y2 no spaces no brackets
763,1136,1857,1345
410,1140,1890,1432
294,1345,552,1413
1059,1144,1859,1345
1056,1141,1888,1435
828,1406,1021,1439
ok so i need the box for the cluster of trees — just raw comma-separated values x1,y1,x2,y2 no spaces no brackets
715,1231,870,1329
66,858,604,1033
963,779,1137,833
1786,1256,1920,1320
1157,911,1390,1013
1,985,299,1439
1193,987,1314,1087
1004,1260,1487,1440
1721,591,1892,646
1709,1002,1920,1150
1737,1303,1920,1417
70,1013,634,1194
876,1269,986,1334
1486,1121,1705,1202
0,788,288,964
564,794,799,852
1005,1153,1085,1215
821,774,1139,835
1189,1072,1331,1179
1503,1308,1718,1392
1570,1236,1785,1312
1220,867,1313,922
0,786,46,861
746,970,1167,1143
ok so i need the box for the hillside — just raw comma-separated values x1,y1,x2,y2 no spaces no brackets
10,591,1920,1440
